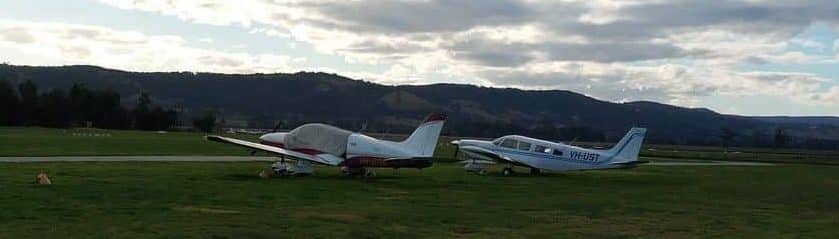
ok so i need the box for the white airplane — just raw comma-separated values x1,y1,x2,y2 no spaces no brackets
451,128,647,175
206,113,446,177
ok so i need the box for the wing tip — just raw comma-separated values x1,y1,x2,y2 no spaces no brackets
205,135,226,143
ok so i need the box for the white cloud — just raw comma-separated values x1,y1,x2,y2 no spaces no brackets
789,38,826,50
805,86,839,105
835,39,839,57
0,20,303,74
53,0,839,109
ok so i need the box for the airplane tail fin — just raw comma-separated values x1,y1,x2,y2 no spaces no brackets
605,127,647,163
398,113,447,157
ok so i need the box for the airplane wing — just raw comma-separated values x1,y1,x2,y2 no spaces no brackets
205,135,339,166
458,145,544,168
459,145,520,163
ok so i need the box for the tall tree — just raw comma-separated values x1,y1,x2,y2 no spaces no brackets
94,89,130,129
774,128,788,148
17,80,38,126
719,127,737,159
0,79,20,125
193,110,216,133
68,83,93,124
719,127,737,149
133,92,153,130
37,89,71,128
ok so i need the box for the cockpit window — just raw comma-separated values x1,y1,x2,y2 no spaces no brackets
517,141,532,151
534,145,551,154
500,139,518,149
552,150,564,156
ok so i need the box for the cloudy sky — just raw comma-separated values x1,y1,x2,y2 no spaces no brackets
2,0,839,116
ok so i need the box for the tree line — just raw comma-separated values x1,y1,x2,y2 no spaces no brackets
0,79,179,131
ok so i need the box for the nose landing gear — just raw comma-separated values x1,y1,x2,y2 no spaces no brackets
502,167,514,176
339,167,375,178
270,157,314,177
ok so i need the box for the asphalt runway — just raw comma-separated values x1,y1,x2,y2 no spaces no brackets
0,156,276,162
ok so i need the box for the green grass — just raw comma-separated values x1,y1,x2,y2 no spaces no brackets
0,127,461,159
0,127,256,157
0,162,837,238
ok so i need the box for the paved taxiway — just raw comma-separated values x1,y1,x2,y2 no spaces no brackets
0,156,275,162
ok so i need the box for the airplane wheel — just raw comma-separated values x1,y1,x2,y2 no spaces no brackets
502,168,514,176
530,168,541,175
364,168,376,178
273,169,288,177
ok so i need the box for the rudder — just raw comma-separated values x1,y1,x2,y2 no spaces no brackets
398,113,447,157
606,127,647,163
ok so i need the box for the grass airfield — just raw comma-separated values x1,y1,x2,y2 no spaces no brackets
1,127,839,238
2,162,838,238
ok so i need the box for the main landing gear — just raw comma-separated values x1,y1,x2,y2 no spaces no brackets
270,157,314,177
502,167,514,176
340,167,376,178
501,166,541,176
463,161,488,175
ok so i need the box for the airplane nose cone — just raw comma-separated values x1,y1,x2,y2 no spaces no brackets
259,133,286,144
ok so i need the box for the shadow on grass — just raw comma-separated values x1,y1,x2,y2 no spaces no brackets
223,174,264,181
221,173,405,182
477,172,569,178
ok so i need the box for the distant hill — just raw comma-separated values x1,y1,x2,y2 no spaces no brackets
754,116,839,127
1,64,837,148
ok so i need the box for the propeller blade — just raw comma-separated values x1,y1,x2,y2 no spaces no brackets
272,121,284,133
450,140,460,158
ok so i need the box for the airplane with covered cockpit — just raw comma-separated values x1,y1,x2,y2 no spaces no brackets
451,128,647,175
206,113,446,177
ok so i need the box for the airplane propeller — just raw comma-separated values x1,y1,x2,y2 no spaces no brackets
450,140,461,159
272,121,284,133
252,121,284,156
358,122,368,133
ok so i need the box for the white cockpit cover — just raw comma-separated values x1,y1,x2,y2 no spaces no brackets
284,123,352,156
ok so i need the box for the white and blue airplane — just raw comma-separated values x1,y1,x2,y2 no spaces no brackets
451,128,647,175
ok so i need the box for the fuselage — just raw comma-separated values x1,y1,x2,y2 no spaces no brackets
258,129,432,169
458,135,629,172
